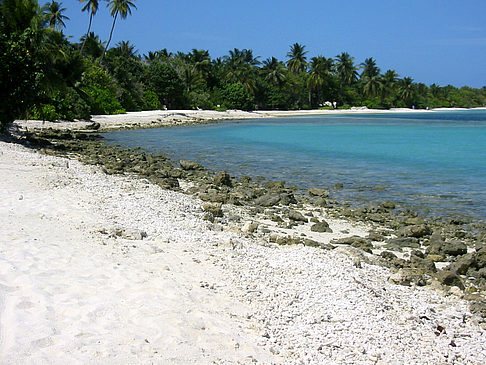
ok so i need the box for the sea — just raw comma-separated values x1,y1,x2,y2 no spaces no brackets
103,110,486,222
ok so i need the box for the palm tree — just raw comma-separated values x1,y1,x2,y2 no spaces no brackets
80,0,101,55
286,43,308,74
382,69,399,97
398,77,416,107
262,57,287,86
360,57,380,80
335,52,358,85
360,57,382,98
44,1,69,30
79,31,104,58
223,48,259,93
100,0,137,64
307,56,334,105
1,0,47,32
113,40,137,58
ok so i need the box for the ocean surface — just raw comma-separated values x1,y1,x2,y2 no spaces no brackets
104,110,486,221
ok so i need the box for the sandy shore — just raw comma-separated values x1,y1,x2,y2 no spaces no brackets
1,138,486,364
12,107,486,132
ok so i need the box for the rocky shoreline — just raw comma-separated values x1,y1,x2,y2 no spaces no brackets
9,126,486,320
2,124,486,363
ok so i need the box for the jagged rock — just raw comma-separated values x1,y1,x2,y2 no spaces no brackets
314,197,327,207
263,180,285,190
279,193,297,206
389,268,426,286
397,224,432,238
303,239,335,250
202,202,223,217
214,171,232,187
427,236,467,257
288,210,307,222
308,188,329,197
436,270,464,289
311,221,332,233
331,236,373,253
199,192,228,203
385,237,420,249
381,201,396,210
469,300,486,318
380,251,398,260
442,240,468,256
254,193,281,207
367,231,386,242
180,160,203,170
449,253,475,275
410,256,437,273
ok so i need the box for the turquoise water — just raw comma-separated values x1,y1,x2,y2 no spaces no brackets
104,110,486,221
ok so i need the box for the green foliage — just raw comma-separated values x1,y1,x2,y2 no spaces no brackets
221,83,254,110
188,91,214,110
142,90,162,110
31,103,57,121
84,86,125,115
2,0,486,131
0,27,44,130
145,62,185,108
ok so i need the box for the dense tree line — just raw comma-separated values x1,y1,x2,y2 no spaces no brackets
2,0,486,131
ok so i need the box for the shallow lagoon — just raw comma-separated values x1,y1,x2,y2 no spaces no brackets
104,110,486,221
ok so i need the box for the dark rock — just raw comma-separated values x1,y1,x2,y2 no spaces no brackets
397,224,432,238
331,236,373,253
367,231,386,242
389,268,426,286
381,201,396,210
314,197,328,207
288,210,307,222
86,122,101,130
436,270,464,289
410,256,437,273
214,171,232,187
180,160,203,170
308,188,329,197
279,193,297,206
476,246,486,268
449,254,476,275
334,183,343,189
442,240,468,256
403,217,425,225
303,239,335,250
254,193,281,207
385,237,420,249
264,180,285,190
202,202,223,217
469,301,486,318
367,213,386,223
380,251,398,260
199,192,228,203
311,221,333,233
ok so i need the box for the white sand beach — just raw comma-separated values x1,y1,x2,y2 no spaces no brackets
13,107,486,132
1,132,486,363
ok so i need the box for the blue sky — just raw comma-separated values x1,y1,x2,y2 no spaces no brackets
60,0,486,88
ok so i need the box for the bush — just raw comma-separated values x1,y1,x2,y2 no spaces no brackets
143,90,162,110
221,83,254,110
189,91,214,110
31,104,57,121
84,86,125,115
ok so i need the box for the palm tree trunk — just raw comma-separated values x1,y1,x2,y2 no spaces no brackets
80,12,94,55
100,11,118,64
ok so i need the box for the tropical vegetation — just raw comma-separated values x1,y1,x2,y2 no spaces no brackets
1,0,485,131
